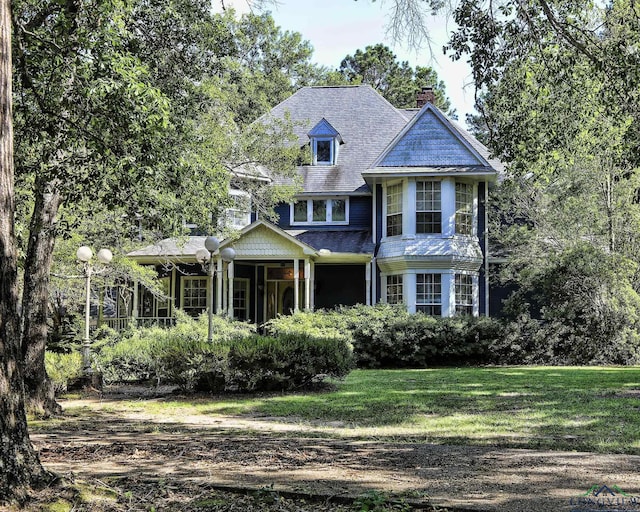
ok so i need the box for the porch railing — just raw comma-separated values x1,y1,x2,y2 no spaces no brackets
102,316,176,331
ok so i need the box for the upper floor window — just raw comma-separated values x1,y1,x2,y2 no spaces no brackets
386,183,403,236
455,182,473,235
417,273,442,316
313,138,335,165
386,274,403,305
291,197,348,224
308,118,341,166
416,181,441,234
224,189,251,230
455,273,474,315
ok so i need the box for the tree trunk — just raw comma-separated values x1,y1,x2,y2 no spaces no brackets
21,180,63,417
0,0,48,502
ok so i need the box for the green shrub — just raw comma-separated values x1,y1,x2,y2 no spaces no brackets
97,312,352,392
226,334,353,392
496,244,640,365
45,351,83,393
264,309,351,342
266,304,504,368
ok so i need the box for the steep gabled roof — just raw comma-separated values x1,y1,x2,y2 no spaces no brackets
365,103,503,179
265,85,410,194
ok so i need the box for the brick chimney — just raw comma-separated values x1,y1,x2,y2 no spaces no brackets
416,86,436,108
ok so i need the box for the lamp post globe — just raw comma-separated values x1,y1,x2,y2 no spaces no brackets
195,248,211,264
77,246,93,262
97,248,113,264
220,247,236,262
204,236,220,253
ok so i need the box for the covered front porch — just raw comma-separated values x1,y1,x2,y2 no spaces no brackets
113,220,375,329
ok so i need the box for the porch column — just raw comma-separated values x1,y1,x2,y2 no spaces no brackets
365,262,371,306
132,278,139,327
170,267,177,317
304,259,311,310
293,259,300,312
371,258,377,305
310,261,315,310
227,260,234,318
216,258,223,314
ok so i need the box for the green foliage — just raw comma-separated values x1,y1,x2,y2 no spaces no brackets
264,309,352,342
226,335,353,392
338,43,452,112
97,312,352,392
44,352,83,393
267,304,504,368
495,244,640,365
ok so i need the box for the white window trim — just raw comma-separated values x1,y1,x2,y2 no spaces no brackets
454,272,477,316
384,180,404,238
416,272,443,316
312,137,335,165
455,181,476,237
385,273,404,306
225,189,251,230
416,180,442,235
290,197,350,225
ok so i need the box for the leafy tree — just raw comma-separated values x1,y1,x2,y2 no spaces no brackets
13,0,301,416
338,43,452,111
0,0,47,501
212,9,327,125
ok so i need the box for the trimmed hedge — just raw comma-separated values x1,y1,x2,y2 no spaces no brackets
266,304,504,368
96,313,353,392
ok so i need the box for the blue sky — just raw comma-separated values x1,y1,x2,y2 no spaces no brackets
224,0,476,120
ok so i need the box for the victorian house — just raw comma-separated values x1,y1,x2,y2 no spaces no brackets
119,85,502,328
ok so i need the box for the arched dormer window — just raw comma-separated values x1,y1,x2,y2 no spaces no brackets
308,118,342,165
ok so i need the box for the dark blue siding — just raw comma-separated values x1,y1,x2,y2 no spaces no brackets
275,196,372,230
315,264,366,308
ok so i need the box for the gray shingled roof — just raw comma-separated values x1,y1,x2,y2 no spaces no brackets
264,85,410,194
287,229,375,254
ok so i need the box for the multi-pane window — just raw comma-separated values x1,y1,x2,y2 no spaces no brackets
233,279,249,321
386,275,403,305
416,181,441,234
386,183,403,236
291,198,348,224
416,274,442,316
224,190,251,230
455,182,474,235
455,274,474,315
182,278,208,317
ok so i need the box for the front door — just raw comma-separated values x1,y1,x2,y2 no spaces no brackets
264,265,305,321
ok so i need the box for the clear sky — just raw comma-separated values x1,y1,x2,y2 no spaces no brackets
222,0,476,120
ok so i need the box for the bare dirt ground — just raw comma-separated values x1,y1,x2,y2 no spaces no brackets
24,387,640,511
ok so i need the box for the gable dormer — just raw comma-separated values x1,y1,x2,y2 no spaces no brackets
308,118,342,165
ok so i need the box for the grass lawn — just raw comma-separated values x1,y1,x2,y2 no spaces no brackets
59,367,640,455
